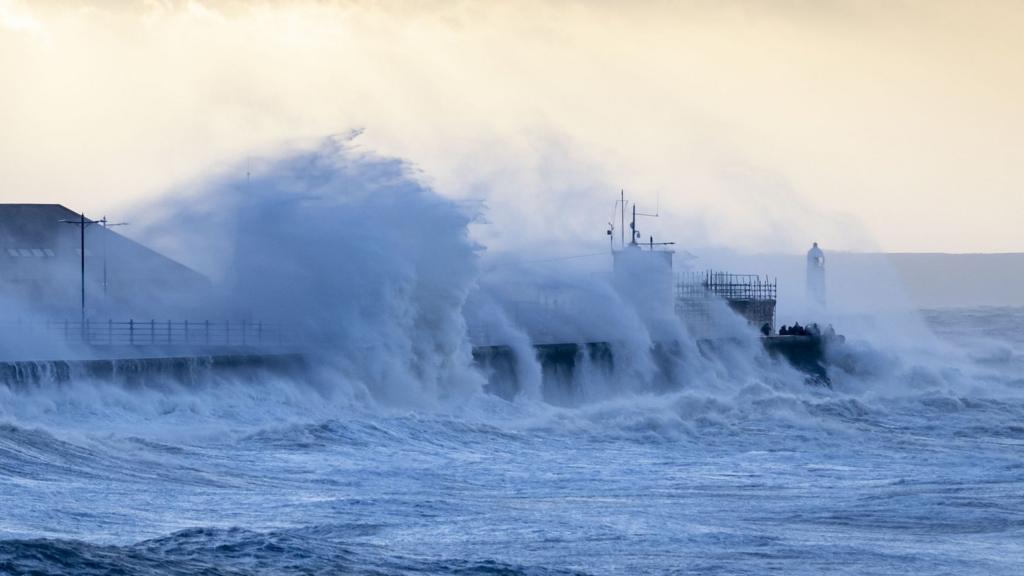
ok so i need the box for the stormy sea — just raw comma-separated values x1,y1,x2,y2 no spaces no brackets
0,305,1020,575
1,147,1021,575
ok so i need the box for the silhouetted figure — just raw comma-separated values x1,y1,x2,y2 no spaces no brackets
792,322,803,336
760,323,771,336
779,325,790,336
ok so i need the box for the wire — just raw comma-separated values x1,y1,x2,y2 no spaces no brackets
526,252,610,264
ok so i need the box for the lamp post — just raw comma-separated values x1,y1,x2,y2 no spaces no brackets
59,213,97,325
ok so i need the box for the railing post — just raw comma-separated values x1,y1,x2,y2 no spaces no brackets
129,319,134,345
167,320,172,344
184,320,189,344
108,319,113,345
150,319,155,345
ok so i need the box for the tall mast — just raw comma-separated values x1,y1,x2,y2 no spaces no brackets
631,204,637,246
620,189,625,250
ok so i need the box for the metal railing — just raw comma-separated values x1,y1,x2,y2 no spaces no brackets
676,270,777,302
1,319,299,348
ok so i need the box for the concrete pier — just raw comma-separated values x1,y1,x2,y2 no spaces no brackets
0,335,834,394
474,335,833,401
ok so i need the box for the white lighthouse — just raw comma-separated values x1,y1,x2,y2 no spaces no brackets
806,241,826,309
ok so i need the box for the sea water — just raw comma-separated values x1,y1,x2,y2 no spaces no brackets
0,306,1021,575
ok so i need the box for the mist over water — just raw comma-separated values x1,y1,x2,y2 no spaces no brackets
1,142,1022,575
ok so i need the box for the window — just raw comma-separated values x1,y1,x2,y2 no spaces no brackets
4,248,57,258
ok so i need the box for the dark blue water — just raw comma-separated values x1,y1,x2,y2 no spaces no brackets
1,308,1022,575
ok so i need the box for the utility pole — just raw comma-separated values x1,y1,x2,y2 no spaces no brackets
100,216,129,296
60,213,98,325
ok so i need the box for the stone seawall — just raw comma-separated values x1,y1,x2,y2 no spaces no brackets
473,336,830,402
1,336,831,394
0,353,308,387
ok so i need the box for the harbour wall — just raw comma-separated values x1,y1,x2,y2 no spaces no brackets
0,352,308,388
0,337,829,394
473,336,829,402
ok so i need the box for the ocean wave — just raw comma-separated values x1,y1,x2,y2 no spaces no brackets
0,526,590,576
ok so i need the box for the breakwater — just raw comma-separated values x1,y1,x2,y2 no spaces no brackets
0,336,830,393
474,335,829,401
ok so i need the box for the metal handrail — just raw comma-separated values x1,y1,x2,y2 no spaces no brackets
0,319,298,348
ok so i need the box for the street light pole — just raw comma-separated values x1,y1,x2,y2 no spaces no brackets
60,213,97,325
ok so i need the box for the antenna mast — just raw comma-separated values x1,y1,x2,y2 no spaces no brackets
611,190,674,251
620,189,625,250
630,203,638,245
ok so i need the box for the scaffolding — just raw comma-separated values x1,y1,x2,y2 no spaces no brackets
675,270,778,333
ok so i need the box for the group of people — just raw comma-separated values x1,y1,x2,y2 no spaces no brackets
778,322,816,336
762,322,836,338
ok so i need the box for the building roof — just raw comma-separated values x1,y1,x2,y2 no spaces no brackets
0,204,78,247
0,203,208,284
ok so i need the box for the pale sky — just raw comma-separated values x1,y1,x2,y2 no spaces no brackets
1,0,1022,254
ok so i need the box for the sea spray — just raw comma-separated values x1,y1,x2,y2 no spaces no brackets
5,140,1006,427
135,138,485,406
127,138,789,408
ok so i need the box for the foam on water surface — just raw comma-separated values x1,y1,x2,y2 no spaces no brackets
0,307,1021,575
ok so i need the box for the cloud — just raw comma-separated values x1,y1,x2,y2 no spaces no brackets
0,0,44,35
1,0,1022,254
